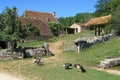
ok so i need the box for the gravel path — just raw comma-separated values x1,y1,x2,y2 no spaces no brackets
0,73,23,80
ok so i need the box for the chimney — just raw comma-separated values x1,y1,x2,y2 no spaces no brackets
52,12,56,17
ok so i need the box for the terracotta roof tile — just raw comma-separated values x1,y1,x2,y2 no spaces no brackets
21,10,58,23
19,17,53,36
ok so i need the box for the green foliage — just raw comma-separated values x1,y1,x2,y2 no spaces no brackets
106,6,120,35
94,0,120,17
58,13,93,27
48,23,63,36
74,13,93,23
94,0,110,17
25,21,40,36
0,7,22,42
94,0,120,35
58,16,74,27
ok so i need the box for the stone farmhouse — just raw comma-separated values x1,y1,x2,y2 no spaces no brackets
20,10,58,40
0,10,58,48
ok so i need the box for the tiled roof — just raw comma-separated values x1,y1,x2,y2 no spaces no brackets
21,10,58,23
19,17,53,36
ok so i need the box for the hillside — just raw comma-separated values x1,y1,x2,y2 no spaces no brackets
0,32,120,80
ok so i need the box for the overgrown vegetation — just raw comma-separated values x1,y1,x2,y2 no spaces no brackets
106,6,120,35
48,23,63,36
0,7,40,49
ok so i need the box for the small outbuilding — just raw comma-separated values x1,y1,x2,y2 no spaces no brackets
70,23,87,34
86,15,111,36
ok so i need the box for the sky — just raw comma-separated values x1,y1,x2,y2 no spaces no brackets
0,0,98,18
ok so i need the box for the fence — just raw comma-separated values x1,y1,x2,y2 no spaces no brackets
62,42,77,52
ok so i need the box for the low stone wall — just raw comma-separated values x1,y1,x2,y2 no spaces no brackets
98,58,120,69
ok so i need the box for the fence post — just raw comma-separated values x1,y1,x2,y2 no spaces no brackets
77,45,80,53
77,42,81,53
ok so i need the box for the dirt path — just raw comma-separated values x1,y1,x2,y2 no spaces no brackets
49,40,64,54
43,40,65,63
1,40,120,79
0,72,23,80
43,40,120,76
0,40,65,80
93,67,120,76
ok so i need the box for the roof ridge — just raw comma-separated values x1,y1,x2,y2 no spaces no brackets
25,10,53,15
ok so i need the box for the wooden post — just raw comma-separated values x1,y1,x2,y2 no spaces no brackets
77,45,80,53
77,42,80,53
95,26,97,36
74,28,77,34
100,26,102,32
65,28,68,34
98,26,101,36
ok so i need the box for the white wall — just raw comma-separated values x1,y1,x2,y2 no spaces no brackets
70,23,82,33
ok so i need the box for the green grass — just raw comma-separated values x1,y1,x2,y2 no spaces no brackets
22,64,120,80
59,30,94,42
61,36,120,66
18,37,59,48
1,31,120,80
1,58,120,80
18,40,44,47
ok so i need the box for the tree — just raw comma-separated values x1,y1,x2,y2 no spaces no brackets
48,23,63,36
25,21,40,36
0,7,23,49
58,13,93,27
94,0,110,17
106,6,120,35
58,17,74,27
74,13,93,23
94,0,120,17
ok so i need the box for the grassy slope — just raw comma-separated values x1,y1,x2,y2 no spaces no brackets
0,31,120,80
63,36,120,67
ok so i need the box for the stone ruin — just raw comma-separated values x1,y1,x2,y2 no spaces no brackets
0,46,53,60
98,57,120,69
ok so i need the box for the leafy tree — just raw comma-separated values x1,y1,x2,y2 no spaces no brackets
94,0,120,17
0,7,23,49
58,13,93,27
109,0,120,13
74,13,93,23
25,21,40,36
0,7,40,49
58,17,74,27
94,0,110,17
106,6,120,35
48,23,63,36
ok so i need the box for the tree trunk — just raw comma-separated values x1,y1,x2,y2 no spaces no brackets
7,41,17,50
7,41,12,50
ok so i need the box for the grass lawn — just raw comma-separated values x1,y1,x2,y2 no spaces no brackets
0,31,120,80
1,58,120,80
